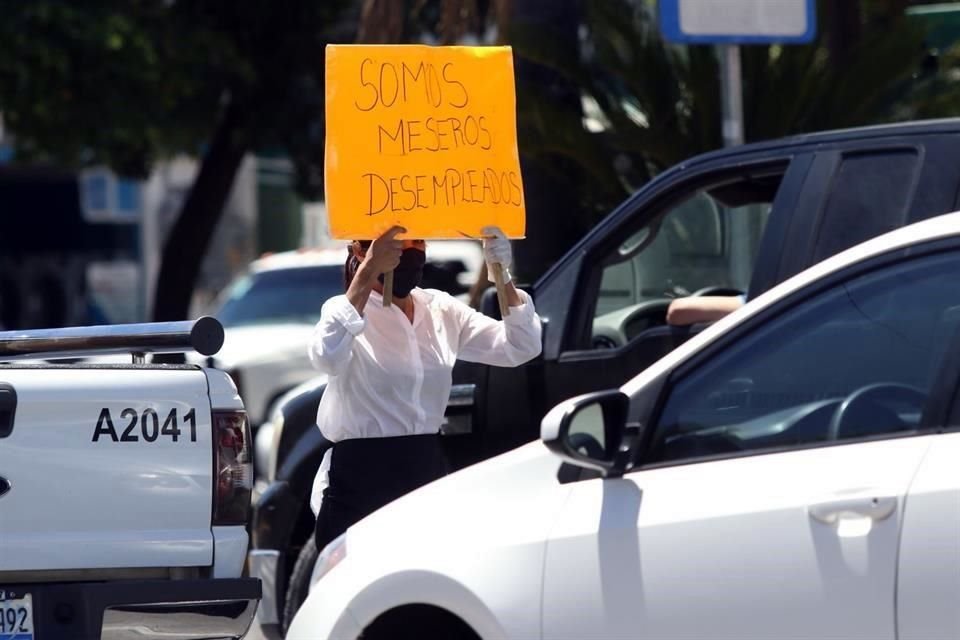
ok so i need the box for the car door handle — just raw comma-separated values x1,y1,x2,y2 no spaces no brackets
0,383,16,438
807,493,898,525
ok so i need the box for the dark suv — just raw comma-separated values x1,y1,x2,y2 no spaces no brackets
250,118,960,638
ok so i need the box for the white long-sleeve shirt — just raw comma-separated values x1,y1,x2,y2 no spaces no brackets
307,286,542,514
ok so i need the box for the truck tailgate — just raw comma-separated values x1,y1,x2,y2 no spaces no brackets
0,367,214,572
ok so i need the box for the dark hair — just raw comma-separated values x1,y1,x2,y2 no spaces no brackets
343,240,372,291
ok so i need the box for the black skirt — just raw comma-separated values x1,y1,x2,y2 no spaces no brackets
314,433,450,552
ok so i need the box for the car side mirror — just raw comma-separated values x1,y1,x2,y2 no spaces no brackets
541,389,630,477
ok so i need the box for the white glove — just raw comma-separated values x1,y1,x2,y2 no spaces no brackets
481,226,513,284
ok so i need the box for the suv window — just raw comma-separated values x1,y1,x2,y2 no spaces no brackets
646,250,960,465
591,176,776,348
812,150,920,263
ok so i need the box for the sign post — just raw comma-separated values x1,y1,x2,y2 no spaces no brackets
720,44,744,147
660,0,817,147
324,44,526,311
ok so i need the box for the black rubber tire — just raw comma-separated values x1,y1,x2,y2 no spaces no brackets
281,540,319,635
360,605,481,640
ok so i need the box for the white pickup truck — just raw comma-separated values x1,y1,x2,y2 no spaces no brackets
0,318,260,640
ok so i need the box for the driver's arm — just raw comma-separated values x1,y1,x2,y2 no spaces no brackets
666,296,745,326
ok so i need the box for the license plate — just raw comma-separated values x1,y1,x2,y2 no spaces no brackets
0,590,34,640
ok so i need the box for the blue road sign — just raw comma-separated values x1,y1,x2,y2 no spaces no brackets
79,167,143,223
660,0,817,45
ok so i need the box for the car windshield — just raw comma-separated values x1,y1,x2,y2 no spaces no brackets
215,265,342,328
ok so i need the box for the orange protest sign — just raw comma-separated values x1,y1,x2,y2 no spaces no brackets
324,44,525,240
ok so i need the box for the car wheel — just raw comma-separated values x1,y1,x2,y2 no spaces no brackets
282,540,318,635
360,605,481,640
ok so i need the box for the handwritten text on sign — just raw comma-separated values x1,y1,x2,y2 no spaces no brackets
325,45,525,239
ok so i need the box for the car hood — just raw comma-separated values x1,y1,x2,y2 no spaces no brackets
348,440,573,557
190,323,316,369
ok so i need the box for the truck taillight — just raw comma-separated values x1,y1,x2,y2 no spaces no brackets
212,409,253,526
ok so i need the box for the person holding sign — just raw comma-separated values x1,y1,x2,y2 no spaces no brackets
307,224,541,553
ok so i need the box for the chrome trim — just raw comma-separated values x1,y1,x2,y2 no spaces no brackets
249,550,281,626
0,567,194,584
0,316,224,360
101,598,257,640
447,383,476,408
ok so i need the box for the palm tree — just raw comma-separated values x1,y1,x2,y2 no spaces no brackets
504,0,960,277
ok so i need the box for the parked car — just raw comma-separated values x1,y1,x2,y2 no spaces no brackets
198,241,483,433
288,209,960,640
0,317,260,640
252,117,960,635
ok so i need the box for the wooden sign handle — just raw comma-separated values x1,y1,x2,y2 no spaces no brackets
382,270,394,307
492,263,510,318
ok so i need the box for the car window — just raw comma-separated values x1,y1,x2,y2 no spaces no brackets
591,179,775,348
812,150,920,263
215,265,343,328
645,250,960,465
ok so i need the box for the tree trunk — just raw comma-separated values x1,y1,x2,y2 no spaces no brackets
825,0,862,68
357,0,406,42
151,100,248,324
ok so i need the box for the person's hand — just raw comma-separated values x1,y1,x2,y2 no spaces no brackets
481,225,513,284
363,226,405,275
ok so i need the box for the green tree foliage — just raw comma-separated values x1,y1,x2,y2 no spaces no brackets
512,0,960,238
0,0,352,322
7,0,953,309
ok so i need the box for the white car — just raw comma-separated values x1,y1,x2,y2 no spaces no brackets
199,241,484,430
287,210,960,640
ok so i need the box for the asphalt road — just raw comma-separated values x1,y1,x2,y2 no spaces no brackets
245,622,269,640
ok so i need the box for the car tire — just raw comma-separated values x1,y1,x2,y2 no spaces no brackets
282,540,318,635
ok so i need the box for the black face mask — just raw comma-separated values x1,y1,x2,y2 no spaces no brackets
379,248,425,298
